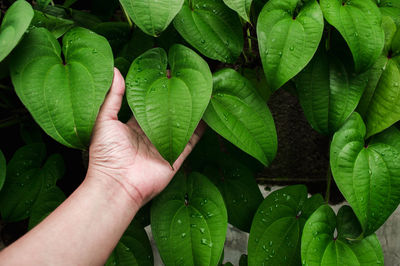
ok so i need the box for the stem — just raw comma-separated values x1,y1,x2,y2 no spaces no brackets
247,28,252,53
50,0,55,6
325,162,332,203
256,177,326,183
120,4,133,28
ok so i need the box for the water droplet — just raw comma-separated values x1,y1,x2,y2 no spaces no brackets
191,224,197,228
269,241,273,246
201,39,206,44
255,238,259,243
181,233,186,238
177,219,182,224
200,228,205,234
290,46,294,51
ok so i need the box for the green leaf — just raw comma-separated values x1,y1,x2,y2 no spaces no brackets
356,23,400,137
203,155,263,232
0,150,6,191
0,0,34,62
376,0,400,27
119,28,155,62
30,10,75,39
0,143,46,222
173,0,244,63
330,113,400,235
28,186,66,229
151,172,227,266
106,220,153,266
120,0,184,36
203,69,277,166
223,0,252,22
248,185,324,266
320,0,385,72
10,27,114,150
301,205,384,266
240,67,272,102
126,45,212,164
93,22,131,54
257,0,324,91
37,0,51,9
295,48,368,135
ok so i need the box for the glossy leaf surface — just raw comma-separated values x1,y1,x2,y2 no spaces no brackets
204,155,263,232
376,0,400,26
0,143,46,222
10,27,114,150
30,10,75,38
120,0,184,36
223,0,252,22
203,69,277,166
106,220,153,266
0,150,5,191
173,0,244,63
28,186,66,229
295,49,368,135
126,45,212,164
301,205,384,266
257,0,324,91
0,0,34,62
248,185,324,266
151,172,227,266
330,113,400,235
320,0,384,72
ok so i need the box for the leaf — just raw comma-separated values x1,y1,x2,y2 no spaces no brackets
126,45,212,164
240,67,272,102
151,172,227,266
93,22,131,54
106,220,153,266
295,48,368,135
257,0,324,91
37,0,51,9
0,143,46,222
203,69,277,166
10,27,114,150
376,0,400,27
120,0,184,36
0,150,6,191
320,0,385,72
357,21,400,138
30,10,75,38
301,205,384,266
330,113,400,235
248,185,324,266
28,186,66,229
203,155,263,232
118,28,154,62
173,0,244,63
223,0,252,22
0,0,34,62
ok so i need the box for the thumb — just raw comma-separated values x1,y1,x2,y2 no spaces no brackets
97,68,125,122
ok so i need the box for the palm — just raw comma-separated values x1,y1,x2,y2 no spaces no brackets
89,69,204,205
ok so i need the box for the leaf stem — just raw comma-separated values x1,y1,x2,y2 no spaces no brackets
120,4,133,28
325,162,332,203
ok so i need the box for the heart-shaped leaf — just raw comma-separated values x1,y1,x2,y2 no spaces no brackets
330,112,400,235
295,48,368,135
203,69,277,166
0,143,46,222
358,24,400,138
223,0,252,22
0,150,6,191
203,155,264,232
301,205,384,266
257,0,324,91
151,172,227,266
30,10,75,39
126,45,212,164
376,0,400,27
173,0,244,63
320,0,385,73
10,27,114,150
107,220,153,266
119,0,184,36
28,186,66,229
0,0,34,62
248,185,324,266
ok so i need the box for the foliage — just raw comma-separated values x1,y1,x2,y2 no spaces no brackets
0,0,400,265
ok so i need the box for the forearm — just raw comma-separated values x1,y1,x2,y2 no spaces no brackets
0,171,140,266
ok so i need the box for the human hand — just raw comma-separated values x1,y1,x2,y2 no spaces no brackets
88,68,205,208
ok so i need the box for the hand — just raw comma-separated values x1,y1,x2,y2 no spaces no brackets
88,68,205,207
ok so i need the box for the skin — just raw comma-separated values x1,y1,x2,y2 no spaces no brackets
0,68,205,265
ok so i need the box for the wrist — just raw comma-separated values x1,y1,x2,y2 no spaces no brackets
85,167,143,213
